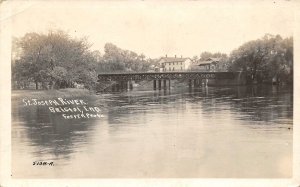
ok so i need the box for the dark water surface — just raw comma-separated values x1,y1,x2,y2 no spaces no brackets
12,85,293,178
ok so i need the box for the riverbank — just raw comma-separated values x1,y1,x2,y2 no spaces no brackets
12,88,94,100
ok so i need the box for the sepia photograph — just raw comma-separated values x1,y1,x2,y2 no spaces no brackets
1,0,300,186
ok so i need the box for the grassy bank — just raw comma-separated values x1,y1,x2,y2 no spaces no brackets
12,88,94,100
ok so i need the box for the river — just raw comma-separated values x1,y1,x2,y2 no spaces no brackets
11,85,293,178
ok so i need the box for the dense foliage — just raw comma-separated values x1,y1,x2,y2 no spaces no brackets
12,31,156,90
192,52,228,62
97,43,156,73
227,34,293,84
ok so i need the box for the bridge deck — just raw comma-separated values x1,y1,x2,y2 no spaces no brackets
98,71,239,81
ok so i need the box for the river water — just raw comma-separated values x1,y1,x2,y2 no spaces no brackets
11,85,293,178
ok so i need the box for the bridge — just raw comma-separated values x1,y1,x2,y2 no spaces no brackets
97,71,243,91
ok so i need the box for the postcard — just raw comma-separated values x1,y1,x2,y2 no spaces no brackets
0,0,299,187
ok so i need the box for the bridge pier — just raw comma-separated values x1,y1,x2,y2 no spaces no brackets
189,79,192,88
194,79,203,88
158,80,162,90
204,79,208,87
153,80,157,90
193,79,198,87
111,84,115,92
116,83,120,91
113,83,116,91
130,81,133,90
120,81,125,90
127,80,133,90
117,81,129,90
163,79,167,89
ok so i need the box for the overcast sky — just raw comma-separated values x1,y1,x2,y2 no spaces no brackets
9,0,294,58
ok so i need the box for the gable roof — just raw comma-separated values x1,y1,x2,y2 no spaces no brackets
193,57,221,66
206,57,220,62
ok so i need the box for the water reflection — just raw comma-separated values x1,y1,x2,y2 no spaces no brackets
12,100,98,161
103,85,292,127
12,85,293,178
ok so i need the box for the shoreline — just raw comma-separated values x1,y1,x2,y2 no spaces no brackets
11,88,94,101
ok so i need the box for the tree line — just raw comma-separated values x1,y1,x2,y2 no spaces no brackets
12,31,293,90
228,34,293,84
12,30,157,90
191,34,293,84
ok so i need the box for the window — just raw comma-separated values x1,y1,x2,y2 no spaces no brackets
173,67,175,71
181,67,183,70
169,67,171,71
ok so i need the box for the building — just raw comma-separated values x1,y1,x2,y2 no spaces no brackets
158,55,192,72
191,57,227,72
148,65,160,72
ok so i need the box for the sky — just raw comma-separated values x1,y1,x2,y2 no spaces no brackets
8,0,295,59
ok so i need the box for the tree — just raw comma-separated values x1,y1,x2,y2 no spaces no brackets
200,51,227,60
102,43,126,72
228,34,293,84
12,31,162,90
49,66,68,89
12,30,97,89
99,43,154,73
192,55,199,62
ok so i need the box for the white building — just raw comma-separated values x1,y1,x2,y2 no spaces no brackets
158,55,192,72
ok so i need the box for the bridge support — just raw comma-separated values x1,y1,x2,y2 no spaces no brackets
194,79,203,88
163,79,167,89
189,79,192,88
194,79,198,87
111,84,115,92
127,81,133,90
120,81,126,90
153,80,157,90
158,80,162,90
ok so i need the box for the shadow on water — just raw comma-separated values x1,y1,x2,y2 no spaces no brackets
228,85,293,124
12,100,99,161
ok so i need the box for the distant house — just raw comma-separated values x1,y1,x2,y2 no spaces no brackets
158,55,192,72
191,57,227,72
